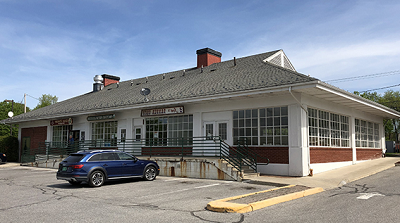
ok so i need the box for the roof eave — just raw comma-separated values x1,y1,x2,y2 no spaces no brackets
4,81,320,124
315,82,400,119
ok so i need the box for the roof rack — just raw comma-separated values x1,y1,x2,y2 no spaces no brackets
77,149,120,153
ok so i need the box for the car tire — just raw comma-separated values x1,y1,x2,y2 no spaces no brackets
89,170,105,187
68,180,82,186
143,166,157,181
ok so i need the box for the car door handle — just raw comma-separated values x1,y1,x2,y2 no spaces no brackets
122,163,127,166
103,164,108,167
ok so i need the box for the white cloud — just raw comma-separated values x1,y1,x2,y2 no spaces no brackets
291,39,400,71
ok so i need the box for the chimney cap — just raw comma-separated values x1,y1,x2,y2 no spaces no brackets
196,48,222,58
101,74,120,81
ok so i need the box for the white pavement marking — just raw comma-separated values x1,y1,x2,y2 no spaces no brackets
164,178,185,182
139,183,222,198
357,192,385,200
194,183,220,189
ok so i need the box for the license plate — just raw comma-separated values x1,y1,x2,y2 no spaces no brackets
62,167,68,171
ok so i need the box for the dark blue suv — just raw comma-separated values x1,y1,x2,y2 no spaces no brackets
56,150,159,187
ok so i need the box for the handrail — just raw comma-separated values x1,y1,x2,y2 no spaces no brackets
22,137,223,162
236,139,270,173
218,139,244,173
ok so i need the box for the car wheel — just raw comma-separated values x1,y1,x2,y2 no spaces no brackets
89,171,105,187
143,166,156,181
68,180,82,186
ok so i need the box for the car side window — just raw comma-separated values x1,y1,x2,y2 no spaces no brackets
117,153,135,160
100,153,120,161
88,154,101,162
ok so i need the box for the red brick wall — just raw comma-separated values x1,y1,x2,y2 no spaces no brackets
103,78,119,87
310,147,352,164
356,148,382,161
21,126,47,154
247,147,289,164
197,54,221,68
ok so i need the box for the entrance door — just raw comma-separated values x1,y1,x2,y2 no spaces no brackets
132,126,143,155
203,121,229,156
70,130,80,142
203,121,228,141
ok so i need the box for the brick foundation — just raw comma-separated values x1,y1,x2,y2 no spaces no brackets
247,147,289,164
310,147,352,164
356,148,382,161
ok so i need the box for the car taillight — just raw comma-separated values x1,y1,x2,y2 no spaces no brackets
70,164,84,169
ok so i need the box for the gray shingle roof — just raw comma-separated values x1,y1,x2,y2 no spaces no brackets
5,50,318,123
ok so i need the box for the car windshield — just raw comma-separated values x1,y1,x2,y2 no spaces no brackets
63,154,85,163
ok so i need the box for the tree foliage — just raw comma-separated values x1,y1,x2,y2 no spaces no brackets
0,101,31,137
0,136,19,161
34,94,58,110
355,90,400,142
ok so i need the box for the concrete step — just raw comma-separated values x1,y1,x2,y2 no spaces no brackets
243,172,260,178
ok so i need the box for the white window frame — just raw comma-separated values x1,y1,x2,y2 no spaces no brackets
233,106,289,146
355,119,380,148
308,108,350,147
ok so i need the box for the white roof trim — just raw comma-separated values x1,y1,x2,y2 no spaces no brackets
263,50,296,72
294,81,400,119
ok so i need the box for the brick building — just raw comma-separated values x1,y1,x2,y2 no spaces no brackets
4,48,400,176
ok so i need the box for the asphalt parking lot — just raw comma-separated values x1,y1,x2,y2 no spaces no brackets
0,165,276,222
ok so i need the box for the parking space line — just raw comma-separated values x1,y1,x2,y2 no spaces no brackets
139,183,223,198
195,183,220,189
164,178,185,182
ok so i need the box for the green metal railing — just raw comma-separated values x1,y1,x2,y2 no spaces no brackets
21,136,269,173
22,137,222,163
236,139,270,172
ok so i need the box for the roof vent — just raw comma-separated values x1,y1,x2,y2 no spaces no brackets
93,75,103,92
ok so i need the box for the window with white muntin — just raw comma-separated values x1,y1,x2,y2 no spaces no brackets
355,119,380,148
308,108,350,147
233,106,288,146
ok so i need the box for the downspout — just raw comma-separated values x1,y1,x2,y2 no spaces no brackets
289,87,312,176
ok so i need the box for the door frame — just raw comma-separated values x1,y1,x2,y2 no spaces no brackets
203,121,231,144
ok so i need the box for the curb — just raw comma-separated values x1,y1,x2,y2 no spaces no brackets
207,185,324,213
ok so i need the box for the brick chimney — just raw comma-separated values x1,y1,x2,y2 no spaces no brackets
102,74,120,87
196,48,222,68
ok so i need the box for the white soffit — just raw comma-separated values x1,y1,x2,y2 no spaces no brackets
296,83,400,119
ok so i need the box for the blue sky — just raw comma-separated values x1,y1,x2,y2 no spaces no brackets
1,0,400,109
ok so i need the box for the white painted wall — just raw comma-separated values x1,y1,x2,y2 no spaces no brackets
288,103,309,176
310,161,353,174
257,164,289,176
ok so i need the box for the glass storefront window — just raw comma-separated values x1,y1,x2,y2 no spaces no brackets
52,125,72,147
145,114,193,146
233,106,288,146
91,121,118,145
308,108,349,147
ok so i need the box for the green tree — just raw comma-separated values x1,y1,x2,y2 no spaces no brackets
34,94,58,110
0,101,31,137
355,90,400,142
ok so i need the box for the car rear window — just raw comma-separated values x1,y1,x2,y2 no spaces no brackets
63,154,85,163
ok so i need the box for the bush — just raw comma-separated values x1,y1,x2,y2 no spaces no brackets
0,136,19,162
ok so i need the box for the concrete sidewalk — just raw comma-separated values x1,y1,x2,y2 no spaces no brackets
0,162,20,168
245,157,400,190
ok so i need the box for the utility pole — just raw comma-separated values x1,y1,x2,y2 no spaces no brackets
4,99,14,136
24,93,26,113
